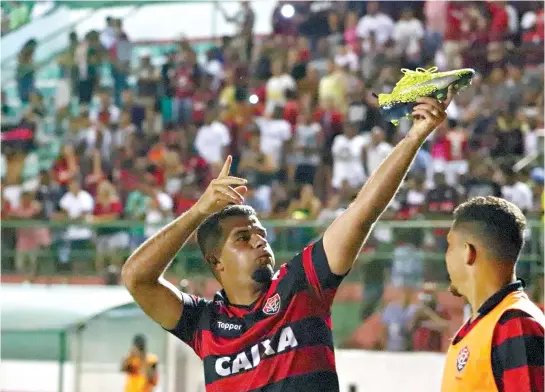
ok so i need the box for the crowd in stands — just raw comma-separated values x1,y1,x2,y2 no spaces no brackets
1,2,544,346
1,1,56,35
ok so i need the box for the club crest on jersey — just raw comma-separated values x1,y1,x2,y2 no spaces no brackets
456,346,470,372
263,293,281,315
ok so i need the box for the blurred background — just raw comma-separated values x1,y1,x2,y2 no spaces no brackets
0,1,543,392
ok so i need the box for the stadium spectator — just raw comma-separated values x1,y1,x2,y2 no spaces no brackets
16,39,37,104
91,181,127,274
54,178,94,271
380,287,418,351
409,282,449,352
8,190,51,281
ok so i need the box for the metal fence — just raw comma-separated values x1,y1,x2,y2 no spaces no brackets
2,218,543,284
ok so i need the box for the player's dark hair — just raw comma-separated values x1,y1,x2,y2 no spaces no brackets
453,196,526,263
196,205,257,257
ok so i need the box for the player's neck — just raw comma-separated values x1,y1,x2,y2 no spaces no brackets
223,284,265,307
467,270,516,321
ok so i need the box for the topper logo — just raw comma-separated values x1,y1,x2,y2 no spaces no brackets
217,321,242,331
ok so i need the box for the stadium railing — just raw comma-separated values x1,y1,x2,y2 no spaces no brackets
2,217,543,283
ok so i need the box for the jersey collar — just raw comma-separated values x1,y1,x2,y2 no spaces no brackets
476,279,525,317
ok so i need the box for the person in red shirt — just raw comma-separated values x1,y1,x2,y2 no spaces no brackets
89,181,127,275
53,144,79,189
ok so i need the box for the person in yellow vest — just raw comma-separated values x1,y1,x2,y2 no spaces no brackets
441,196,545,392
122,334,159,392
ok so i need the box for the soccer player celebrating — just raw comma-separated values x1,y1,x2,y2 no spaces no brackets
122,91,453,391
441,196,545,392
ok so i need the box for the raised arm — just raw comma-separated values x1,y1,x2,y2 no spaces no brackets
323,89,454,275
122,156,247,329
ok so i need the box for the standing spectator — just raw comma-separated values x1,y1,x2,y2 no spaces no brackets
124,185,150,251
174,49,200,126
331,122,367,190
57,32,79,109
392,8,424,67
8,190,51,281
218,1,255,61
112,30,132,107
255,106,292,170
265,59,296,114
120,89,146,130
380,287,418,352
76,31,104,106
135,52,159,108
90,88,121,126
463,162,502,199
90,181,127,274
238,131,277,214
502,168,534,213
409,283,449,352
426,172,459,214
288,111,322,185
16,39,37,104
194,108,231,175
54,178,94,271
100,16,117,51
143,178,173,239
356,1,394,54
362,126,393,177
53,144,79,190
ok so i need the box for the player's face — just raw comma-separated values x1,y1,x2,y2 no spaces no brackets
445,229,467,298
217,215,275,288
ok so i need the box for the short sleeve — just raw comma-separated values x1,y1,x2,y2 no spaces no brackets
288,238,348,309
166,292,211,351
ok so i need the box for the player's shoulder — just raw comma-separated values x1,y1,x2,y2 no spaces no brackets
495,308,545,336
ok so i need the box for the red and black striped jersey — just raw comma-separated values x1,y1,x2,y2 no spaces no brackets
166,238,346,392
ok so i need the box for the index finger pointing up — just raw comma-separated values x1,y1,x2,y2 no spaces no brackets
219,155,232,178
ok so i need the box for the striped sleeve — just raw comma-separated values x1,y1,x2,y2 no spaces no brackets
491,309,545,392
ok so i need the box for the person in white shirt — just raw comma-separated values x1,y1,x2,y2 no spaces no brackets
194,108,231,174
331,122,367,189
55,178,94,267
334,44,359,73
100,16,117,51
502,169,533,213
265,60,296,114
89,89,121,124
363,126,393,177
356,1,394,53
392,8,424,61
255,106,292,169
